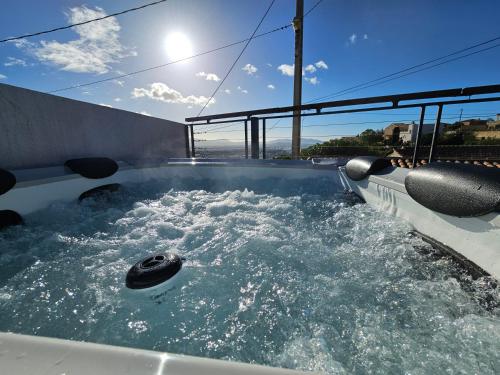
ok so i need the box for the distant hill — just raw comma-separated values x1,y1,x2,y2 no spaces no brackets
201,138,322,149
267,138,322,149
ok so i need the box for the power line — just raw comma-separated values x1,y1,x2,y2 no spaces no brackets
307,35,500,103
1,0,169,44
304,0,325,17
267,36,500,132
194,0,324,128
195,0,277,117
47,24,291,94
269,34,500,131
318,42,500,101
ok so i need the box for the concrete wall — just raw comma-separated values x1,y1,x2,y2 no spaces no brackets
0,83,187,170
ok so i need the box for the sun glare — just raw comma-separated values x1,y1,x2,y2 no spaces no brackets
165,32,193,61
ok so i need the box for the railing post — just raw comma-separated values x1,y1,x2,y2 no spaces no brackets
250,117,260,159
412,106,426,165
428,104,443,163
244,120,249,159
190,124,195,158
262,118,266,159
184,125,190,158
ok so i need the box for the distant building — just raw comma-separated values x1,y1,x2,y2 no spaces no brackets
457,118,489,130
384,122,436,144
487,114,500,130
473,130,500,140
384,123,408,143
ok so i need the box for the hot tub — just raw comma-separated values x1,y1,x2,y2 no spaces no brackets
0,159,499,374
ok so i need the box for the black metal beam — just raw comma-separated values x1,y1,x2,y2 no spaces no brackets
250,117,259,159
412,106,426,165
428,104,443,163
244,120,248,159
184,125,190,158
187,96,500,126
185,84,500,123
262,118,266,159
189,124,195,157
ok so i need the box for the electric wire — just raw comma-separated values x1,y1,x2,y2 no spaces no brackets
308,42,500,102
0,0,169,43
195,0,325,131
47,23,291,94
306,35,500,103
304,0,325,17
266,34,500,132
195,0,277,117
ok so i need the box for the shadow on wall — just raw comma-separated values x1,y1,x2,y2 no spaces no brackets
0,83,187,170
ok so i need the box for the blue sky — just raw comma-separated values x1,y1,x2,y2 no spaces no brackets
1,0,499,142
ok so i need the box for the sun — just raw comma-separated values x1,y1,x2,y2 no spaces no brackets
165,32,193,61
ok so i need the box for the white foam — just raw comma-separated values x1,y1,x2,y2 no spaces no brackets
0,177,498,373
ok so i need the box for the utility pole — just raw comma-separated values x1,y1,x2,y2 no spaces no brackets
291,0,304,159
459,108,463,122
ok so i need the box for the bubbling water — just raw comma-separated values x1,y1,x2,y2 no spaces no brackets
0,177,498,374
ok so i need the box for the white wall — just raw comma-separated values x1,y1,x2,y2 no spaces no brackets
400,124,437,143
0,83,187,170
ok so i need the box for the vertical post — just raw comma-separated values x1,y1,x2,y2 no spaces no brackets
250,117,260,159
190,124,196,158
262,118,266,159
184,125,190,158
291,0,304,159
428,104,443,163
244,120,249,159
412,106,426,166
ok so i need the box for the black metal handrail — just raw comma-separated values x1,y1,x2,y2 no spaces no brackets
184,84,500,163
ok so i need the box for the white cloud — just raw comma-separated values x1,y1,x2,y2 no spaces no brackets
278,64,307,76
114,79,124,86
237,86,248,94
363,34,368,40
196,71,221,81
267,84,275,90
9,39,33,49
305,64,316,73
25,6,134,74
277,64,294,76
0,74,6,80
4,57,27,67
224,89,231,94
266,63,273,67
242,63,257,75
132,82,215,107
114,97,122,102
99,103,113,108
348,33,357,44
305,76,319,85
315,60,328,69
